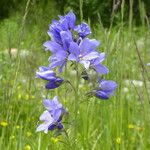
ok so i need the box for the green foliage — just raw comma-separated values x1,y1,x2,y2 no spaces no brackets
56,0,150,26
0,0,150,26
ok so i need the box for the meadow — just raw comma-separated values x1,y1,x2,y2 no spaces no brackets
0,1,150,150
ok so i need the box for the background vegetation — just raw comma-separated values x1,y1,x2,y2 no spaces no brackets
0,0,150,150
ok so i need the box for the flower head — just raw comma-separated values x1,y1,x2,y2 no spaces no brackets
47,11,75,44
68,38,108,74
44,30,73,72
74,22,91,38
36,66,63,89
36,96,66,133
92,80,117,99
47,11,91,45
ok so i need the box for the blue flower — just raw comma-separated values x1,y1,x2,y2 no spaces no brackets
68,38,108,74
74,22,91,38
44,30,73,72
92,80,117,99
36,96,66,133
47,11,76,44
68,38,99,68
58,11,76,29
89,53,109,74
47,11,91,45
36,66,63,89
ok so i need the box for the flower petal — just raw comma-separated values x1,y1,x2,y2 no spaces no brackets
80,60,90,69
60,31,73,50
93,64,109,74
43,41,64,53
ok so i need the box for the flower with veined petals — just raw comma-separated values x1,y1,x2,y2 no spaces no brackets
36,96,66,133
36,66,63,89
68,38,108,74
92,80,117,99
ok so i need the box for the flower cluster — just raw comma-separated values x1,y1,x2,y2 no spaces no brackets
36,96,66,133
36,11,117,134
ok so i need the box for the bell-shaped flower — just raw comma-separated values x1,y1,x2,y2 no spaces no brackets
92,80,117,99
36,66,63,89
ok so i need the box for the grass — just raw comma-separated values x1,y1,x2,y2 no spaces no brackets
0,1,150,150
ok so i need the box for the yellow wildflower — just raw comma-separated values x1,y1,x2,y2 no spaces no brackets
0,121,8,127
26,131,32,137
10,135,15,140
128,124,134,129
17,85,21,90
18,94,22,99
16,125,20,129
24,145,31,150
116,137,121,144
51,137,60,143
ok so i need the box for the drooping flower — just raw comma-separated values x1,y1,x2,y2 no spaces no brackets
36,96,66,133
92,80,117,99
36,66,63,89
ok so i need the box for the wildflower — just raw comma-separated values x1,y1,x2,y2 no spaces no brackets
16,125,20,129
92,80,117,99
68,38,107,73
44,31,73,72
26,131,32,137
10,135,15,140
51,137,60,143
74,22,91,38
116,137,121,144
18,94,21,99
89,53,108,74
24,145,31,150
36,96,66,133
0,121,8,127
47,11,90,44
48,11,76,44
128,124,134,129
36,66,63,89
